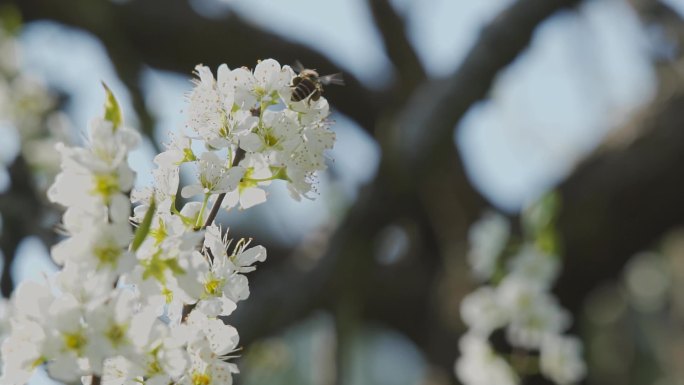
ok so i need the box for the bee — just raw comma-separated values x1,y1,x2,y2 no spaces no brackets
290,61,344,104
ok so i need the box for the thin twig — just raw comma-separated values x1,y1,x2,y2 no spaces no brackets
202,147,245,229
182,147,246,320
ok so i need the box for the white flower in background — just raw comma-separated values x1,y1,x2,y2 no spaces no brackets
458,209,585,385
467,211,510,281
540,335,587,385
0,27,75,186
1,281,53,384
497,277,570,349
5,75,55,138
0,30,19,74
507,245,559,289
455,333,518,385
1,319,45,385
460,286,507,337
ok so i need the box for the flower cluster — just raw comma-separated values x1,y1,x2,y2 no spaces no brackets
178,59,334,207
0,24,72,186
1,58,335,385
457,202,586,385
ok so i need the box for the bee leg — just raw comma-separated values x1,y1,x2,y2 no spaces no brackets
310,89,321,102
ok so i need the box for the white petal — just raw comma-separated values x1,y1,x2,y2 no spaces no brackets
181,184,204,198
239,187,267,209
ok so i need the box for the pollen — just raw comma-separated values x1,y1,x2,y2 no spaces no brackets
92,173,120,202
204,276,224,297
63,331,87,353
106,324,127,347
95,245,122,267
162,286,174,304
149,219,168,246
192,372,212,385
264,132,279,148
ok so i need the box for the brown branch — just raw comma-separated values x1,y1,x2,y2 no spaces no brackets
202,148,245,229
394,0,582,175
367,0,426,95
0,156,49,297
555,92,684,314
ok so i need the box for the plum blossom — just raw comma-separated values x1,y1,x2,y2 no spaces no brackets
2,58,335,385
457,211,586,385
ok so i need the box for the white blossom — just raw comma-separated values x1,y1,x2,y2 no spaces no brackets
455,333,518,385
498,277,571,349
460,286,507,337
540,335,587,385
467,211,510,281
458,208,585,385
2,58,335,384
507,245,560,289
181,152,244,198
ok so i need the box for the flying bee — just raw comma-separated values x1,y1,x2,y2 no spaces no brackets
290,61,344,104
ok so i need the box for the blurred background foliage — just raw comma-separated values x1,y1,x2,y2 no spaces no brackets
1,0,684,384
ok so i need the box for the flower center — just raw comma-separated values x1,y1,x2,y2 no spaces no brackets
95,245,122,267
192,372,212,385
92,173,120,203
63,331,87,354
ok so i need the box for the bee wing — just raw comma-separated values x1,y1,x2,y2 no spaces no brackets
293,60,306,73
319,73,345,86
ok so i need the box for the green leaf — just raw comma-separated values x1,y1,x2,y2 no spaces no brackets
142,250,166,283
0,5,22,35
102,82,123,130
165,258,186,276
131,197,156,252
522,191,560,237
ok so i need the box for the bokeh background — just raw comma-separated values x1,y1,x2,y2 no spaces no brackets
1,0,684,384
